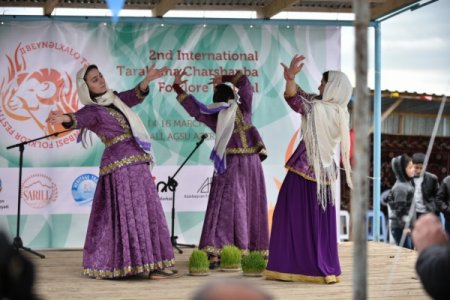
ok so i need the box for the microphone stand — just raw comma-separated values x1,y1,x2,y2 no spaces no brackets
157,134,207,254
6,129,73,259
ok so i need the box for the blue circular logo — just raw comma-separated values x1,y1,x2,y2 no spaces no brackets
71,174,98,206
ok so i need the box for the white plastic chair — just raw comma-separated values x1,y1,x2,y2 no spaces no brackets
339,210,350,241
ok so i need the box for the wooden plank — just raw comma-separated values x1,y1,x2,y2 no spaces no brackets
153,0,180,17
25,242,430,300
257,0,298,19
44,0,60,16
370,0,419,20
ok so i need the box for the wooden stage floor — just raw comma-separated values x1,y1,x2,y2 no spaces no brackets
27,242,430,300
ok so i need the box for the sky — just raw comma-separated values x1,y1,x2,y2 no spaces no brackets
0,0,449,95
341,0,450,95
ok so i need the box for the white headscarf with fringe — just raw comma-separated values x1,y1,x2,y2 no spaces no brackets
192,88,239,174
301,70,353,209
76,65,154,165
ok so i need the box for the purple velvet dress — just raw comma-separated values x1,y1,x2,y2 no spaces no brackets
67,86,175,278
174,73,269,256
265,87,341,284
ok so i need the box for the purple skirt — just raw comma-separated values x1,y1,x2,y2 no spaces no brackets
265,171,340,283
82,163,175,278
199,154,269,255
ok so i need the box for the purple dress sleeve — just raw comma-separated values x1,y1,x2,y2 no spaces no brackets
176,94,218,131
116,85,149,108
284,86,315,115
284,86,317,181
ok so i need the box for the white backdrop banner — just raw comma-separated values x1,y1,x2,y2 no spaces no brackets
0,20,341,248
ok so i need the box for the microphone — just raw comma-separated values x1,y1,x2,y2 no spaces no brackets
196,133,208,146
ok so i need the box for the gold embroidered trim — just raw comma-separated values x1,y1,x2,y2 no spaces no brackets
226,141,267,157
101,133,133,147
234,108,249,148
134,84,148,101
99,154,151,175
201,245,268,257
177,93,188,103
286,166,317,182
286,166,333,185
106,107,130,131
83,258,175,279
233,123,253,133
264,269,340,284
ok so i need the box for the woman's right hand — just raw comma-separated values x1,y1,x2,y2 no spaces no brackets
173,69,188,86
281,54,306,81
46,110,70,125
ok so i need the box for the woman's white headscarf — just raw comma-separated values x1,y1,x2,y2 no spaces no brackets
193,89,239,174
76,65,154,165
301,70,353,209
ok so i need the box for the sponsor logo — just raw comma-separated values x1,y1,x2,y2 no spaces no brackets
0,178,8,211
197,177,212,193
71,173,98,206
0,43,87,150
182,177,212,200
21,173,57,208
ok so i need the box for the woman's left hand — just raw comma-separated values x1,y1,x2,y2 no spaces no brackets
140,64,169,91
146,63,169,82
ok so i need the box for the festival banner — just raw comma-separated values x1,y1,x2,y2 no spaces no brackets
0,20,340,248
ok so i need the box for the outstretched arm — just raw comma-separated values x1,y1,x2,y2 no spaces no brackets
119,64,169,107
281,54,305,96
139,63,169,92
171,69,217,130
281,54,314,114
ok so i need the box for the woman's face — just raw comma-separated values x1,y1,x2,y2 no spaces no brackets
318,78,327,96
405,161,415,178
85,68,107,95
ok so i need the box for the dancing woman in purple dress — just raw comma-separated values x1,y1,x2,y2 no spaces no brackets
265,54,353,283
47,64,178,279
171,70,269,268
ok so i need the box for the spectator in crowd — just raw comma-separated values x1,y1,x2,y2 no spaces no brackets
190,279,273,300
411,153,440,219
0,231,37,299
385,154,415,249
412,213,450,300
436,175,450,236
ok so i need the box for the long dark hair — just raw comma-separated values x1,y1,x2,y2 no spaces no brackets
213,84,235,103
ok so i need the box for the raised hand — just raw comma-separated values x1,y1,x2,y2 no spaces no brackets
173,68,188,86
281,54,306,81
46,110,70,125
139,64,169,91
146,64,169,82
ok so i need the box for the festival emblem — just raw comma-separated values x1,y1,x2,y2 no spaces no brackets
71,173,98,206
21,173,58,209
0,43,82,150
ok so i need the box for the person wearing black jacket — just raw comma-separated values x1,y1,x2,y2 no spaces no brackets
411,153,440,219
385,154,416,249
436,175,450,236
412,213,450,300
